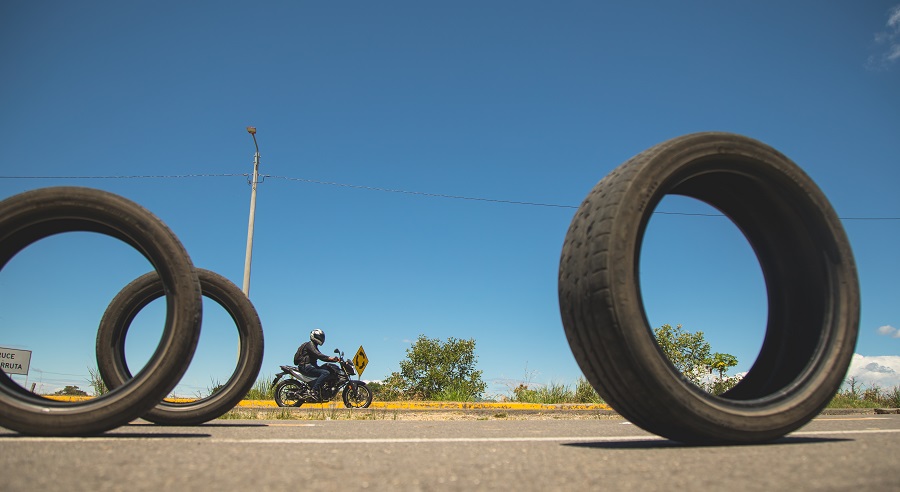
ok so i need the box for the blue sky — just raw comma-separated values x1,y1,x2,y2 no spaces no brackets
1,1,898,398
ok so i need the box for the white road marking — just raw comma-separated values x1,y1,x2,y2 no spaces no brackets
213,435,666,444
792,428,900,437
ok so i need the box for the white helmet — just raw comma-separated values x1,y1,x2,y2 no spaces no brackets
310,329,325,346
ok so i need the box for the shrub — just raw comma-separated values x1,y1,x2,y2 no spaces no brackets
574,377,604,404
828,381,900,408
384,335,486,401
245,375,275,400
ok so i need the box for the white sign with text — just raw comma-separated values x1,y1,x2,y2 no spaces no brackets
0,347,32,375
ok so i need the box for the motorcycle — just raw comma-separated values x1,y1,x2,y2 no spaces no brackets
271,348,373,408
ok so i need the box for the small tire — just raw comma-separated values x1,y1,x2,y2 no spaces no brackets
274,380,305,408
558,132,860,444
96,268,265,425
342,382,373,409
0,187,202,436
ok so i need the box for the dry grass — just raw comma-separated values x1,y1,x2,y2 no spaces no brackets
218,405,620,421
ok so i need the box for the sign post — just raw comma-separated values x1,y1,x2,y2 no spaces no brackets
0,347,32,376
352,345,369,377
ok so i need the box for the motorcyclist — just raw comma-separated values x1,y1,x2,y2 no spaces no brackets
294,329,339,401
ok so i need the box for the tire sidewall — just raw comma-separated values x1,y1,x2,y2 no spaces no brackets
562,133,859,442
0,187,202,436
97,268,264,425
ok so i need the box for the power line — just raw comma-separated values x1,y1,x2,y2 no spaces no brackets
1,173,898,221
265,175,578,209
0,173,244,179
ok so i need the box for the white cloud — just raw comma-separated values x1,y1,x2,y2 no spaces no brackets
890,5,900,28
888,44,900,62
877,325,900,338
844,354,900,389
867,4,900,70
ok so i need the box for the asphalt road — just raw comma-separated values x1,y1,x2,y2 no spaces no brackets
3,414,898,491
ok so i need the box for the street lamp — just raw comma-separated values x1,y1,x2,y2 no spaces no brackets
242,126,260,297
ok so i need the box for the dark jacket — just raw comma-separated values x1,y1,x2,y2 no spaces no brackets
294,341,331,367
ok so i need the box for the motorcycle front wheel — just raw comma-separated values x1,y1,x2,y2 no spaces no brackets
274,380,305,408
342,382,373,408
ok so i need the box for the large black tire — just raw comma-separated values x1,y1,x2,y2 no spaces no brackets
342,382,373,409
96,268,264,425
0,187,202,436
558,132,860,444
274,380,305,408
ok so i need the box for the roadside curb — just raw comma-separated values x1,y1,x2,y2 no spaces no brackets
39,396,897,416
235,400,614,411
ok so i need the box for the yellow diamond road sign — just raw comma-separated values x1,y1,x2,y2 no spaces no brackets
353,345,369,377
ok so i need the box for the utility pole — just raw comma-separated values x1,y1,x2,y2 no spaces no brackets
242,126,260,298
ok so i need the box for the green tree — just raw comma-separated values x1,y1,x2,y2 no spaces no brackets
385,334,487,401
708,352,740,394
710,352,738,379
53,385,88,396
653,324,740,395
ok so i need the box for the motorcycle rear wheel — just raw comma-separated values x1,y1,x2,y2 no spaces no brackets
274,380,305,407
342,382,373,408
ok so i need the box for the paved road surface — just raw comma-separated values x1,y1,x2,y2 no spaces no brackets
3,414,898,491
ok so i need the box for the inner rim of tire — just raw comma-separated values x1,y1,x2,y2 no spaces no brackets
651,163,832,401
